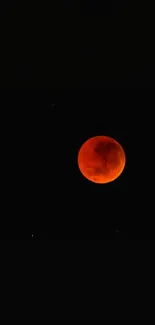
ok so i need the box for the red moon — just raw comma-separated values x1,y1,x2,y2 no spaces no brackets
78,135,126,184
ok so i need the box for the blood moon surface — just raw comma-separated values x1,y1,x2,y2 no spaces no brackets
78,135,126,184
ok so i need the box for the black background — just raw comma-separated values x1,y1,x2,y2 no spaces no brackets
1,1,155,88
1,2,155,240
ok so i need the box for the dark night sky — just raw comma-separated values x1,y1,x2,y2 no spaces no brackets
1,1,155,88
1,2,155,240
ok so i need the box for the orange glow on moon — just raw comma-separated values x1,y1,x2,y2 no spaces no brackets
78,135,126,184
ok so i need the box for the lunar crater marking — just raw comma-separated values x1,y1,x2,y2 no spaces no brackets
94,141,120,171
94,141,118,157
